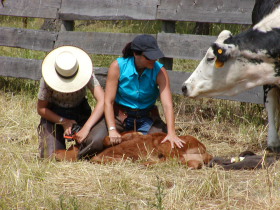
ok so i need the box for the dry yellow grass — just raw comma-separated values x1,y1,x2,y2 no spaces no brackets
1,85,280,210
1,16,279,210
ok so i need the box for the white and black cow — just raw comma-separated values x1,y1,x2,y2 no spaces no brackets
182,0,280,152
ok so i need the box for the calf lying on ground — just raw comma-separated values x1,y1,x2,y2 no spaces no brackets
55,144,79,162
90,132,213,169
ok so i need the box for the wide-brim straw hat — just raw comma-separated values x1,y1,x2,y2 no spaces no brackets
42,46,92,93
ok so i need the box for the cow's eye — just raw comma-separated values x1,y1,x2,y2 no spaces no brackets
207,57,215,62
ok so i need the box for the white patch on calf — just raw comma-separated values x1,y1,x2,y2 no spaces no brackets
253,6,280,32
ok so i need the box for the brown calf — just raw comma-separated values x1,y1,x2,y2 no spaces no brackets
55,145,79,162
91,132,212,169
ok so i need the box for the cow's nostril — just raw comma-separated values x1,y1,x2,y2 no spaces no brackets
182,85,187,94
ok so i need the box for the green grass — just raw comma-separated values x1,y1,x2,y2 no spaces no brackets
75,20,162,34
0,16,45,29
0,46,47,59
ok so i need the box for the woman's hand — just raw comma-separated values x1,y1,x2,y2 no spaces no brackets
74,127,90,144
109,130,122,145
62,119,77,136
161,133,185,149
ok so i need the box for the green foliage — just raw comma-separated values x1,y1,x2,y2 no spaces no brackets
0,46,47,59
210,23,250,36
152,176,166,210
173,59,200,72
75,20,162,34
0,16,45,29
59,195,80,210
176,22,250,36
0,77,39,98
176,21,197,34
91,54,119,68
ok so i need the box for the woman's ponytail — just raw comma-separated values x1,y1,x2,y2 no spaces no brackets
122,42,134,58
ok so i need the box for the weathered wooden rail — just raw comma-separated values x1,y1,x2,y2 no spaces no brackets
0,0,263,104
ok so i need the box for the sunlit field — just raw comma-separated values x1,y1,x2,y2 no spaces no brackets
1,17,279,210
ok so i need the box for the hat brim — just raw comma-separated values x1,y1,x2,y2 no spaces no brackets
143,49,165,60
42,46,92,93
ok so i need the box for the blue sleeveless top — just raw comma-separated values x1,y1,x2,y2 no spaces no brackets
115,57,163,109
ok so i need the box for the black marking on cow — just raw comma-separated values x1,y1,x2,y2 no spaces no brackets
252,0,280,25
235,57,263,69
224,28,280,60
248,58,264,64
236,57,248,64
211,43,230,63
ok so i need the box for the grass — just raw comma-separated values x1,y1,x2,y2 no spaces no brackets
0,17,279,209
0,77,277,210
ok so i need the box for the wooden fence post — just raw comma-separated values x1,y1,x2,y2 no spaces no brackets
160,20,176,70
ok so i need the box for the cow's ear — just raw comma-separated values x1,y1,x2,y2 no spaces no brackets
212,43,231,68
216,30,232,42
212,43,230,62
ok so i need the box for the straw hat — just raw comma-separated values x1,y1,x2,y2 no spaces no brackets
42,46,92,93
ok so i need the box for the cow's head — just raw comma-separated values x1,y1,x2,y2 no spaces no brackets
182,29,277,98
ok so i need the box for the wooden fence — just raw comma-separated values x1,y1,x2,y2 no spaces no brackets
0,0,264,104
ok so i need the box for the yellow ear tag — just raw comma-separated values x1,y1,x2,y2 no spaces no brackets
215,59,224,68
218,49,223,54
